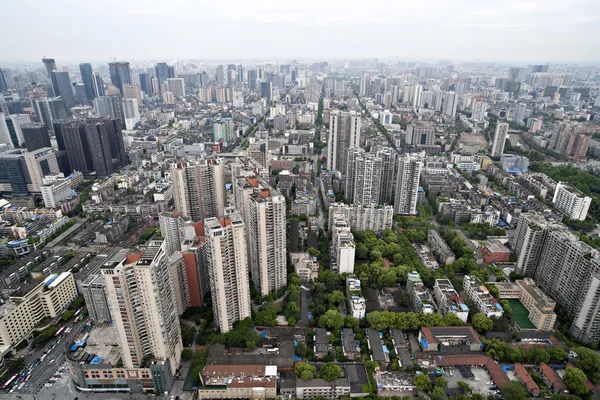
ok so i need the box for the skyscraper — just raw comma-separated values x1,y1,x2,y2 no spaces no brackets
51,71,76,110
216,65,224,85
260,81,272,105
377,147,397,205
139,73,152,96
442,91,458,118
233,175,287,296
123,84,143,106
393,155,422,215
345,148,382,205
0,148,59,195
93,74,105,97
22,123,51,151
123,98,140,130
94,94,124,124
4,114,31,147
326,110,361,173
248,69,257,90
0,69,7,92
491,122,509,157
79,63,95,102
34,97,68,128
166,78,185,97
108,62,132,94
155,63,170,89
102,241,182,380
53,121,94,174
42,58,57,96
204,210,251,333
171,159,226,222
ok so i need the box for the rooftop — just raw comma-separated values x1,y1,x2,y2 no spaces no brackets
67,324,121,366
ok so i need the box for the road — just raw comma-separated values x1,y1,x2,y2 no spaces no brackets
10,321,84,395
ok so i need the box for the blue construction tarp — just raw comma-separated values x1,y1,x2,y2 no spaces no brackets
90,356,102,365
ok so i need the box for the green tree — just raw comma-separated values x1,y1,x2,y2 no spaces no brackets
181,349,193,360
572,347,600,383
318,310,344,330
501,381,528,400
563,368,589,396
61,310,75,321
294,362,316,381
436,377,448,389
320,362,341,381
431,386,445,400
471,313,494,332
442,313,465,326
414,373,432,392
344,316,359,329
288,317,296,326
457,381,472,394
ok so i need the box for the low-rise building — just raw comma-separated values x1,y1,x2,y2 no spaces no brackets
346,275,366,319
291,252,319,283
495,278,557,331
198,365,277,399
463,275,503,318
514,363,541,396
540,363,568,394
367,328,389,363
481,240,510,264
313,328,330,359
433,279,469,322
418,326,482,352
407,271,435,314
0,271,78,347
341,328,360,360
427,230,455,265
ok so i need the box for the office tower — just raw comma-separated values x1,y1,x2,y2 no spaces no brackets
5,114,31,147
171,159,226,222
0,68,7,92
94,94,124,123
42,58,57,96
508,67,526,82
53,121,93,173
377,148,396,205
83,120,115,177
260,81,272,105
93,74,105,97
139,73,152,96
232,175,287,296
490,122,509,157
393,155,422,215
0,115,12,148
166,78,185,97
471,99,487,121
237,65,244,83
204,211,251,333
0,148,59,195
216,65,224,85
102,241,182,381
34,97,68,128
248,69,257,90
123,84,143,106
305,83,321,103
79,63,95,102
345,148,382,205
330,215,356,274
359,74,367,97
123,98,140,130
327,110,361,173
553,182,592,221
405,124,435,146
74,83,87,105
108,62,132,94
22,123,51,151
50,71,76,110
442,91,458,118
155,62,170,89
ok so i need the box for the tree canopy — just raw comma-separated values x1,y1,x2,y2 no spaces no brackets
320,362,341,381
563,368,589,396
294,362,316,381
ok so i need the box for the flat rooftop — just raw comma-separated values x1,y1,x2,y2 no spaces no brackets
68,324,121,366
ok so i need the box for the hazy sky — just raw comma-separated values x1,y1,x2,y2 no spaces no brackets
2,0,599,63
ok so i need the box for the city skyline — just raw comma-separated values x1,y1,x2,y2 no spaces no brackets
0,0,599,63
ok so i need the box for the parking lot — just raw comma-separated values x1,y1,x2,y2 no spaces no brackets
443,366,500,396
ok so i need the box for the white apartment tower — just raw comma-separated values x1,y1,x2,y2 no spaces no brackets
204,210,251,333
552,182,592,221
393,155,422,215
327,110,361,173
102,242,183,373
166,78,186,97
345,149,382,205
491,122,509,157
171,159,225,222
331,215,356,274
442,91,458,118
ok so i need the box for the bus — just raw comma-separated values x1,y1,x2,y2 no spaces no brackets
2,374,18,389
55,326,66,337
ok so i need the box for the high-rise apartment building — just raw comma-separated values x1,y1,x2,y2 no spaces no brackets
327,110,361,173
471,99,487,122
0,148,59,195
204,210,251,333
171,159,225,222
491,122,509,157
393,155,422,215
233,175,287,296
123,84,143,106
330,215,356,274
102,241,182,378
139,73,152,96
345,148,382,205
166,78,185,98
552,182,592,221
442,91,458,118
328,203,393,232
510,213,600,343
108,62,132,94
216,65,225,85
248,69,257,90
376,148,396,205
79,63,96,102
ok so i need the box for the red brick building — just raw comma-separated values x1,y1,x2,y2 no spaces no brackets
481,240,510,264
